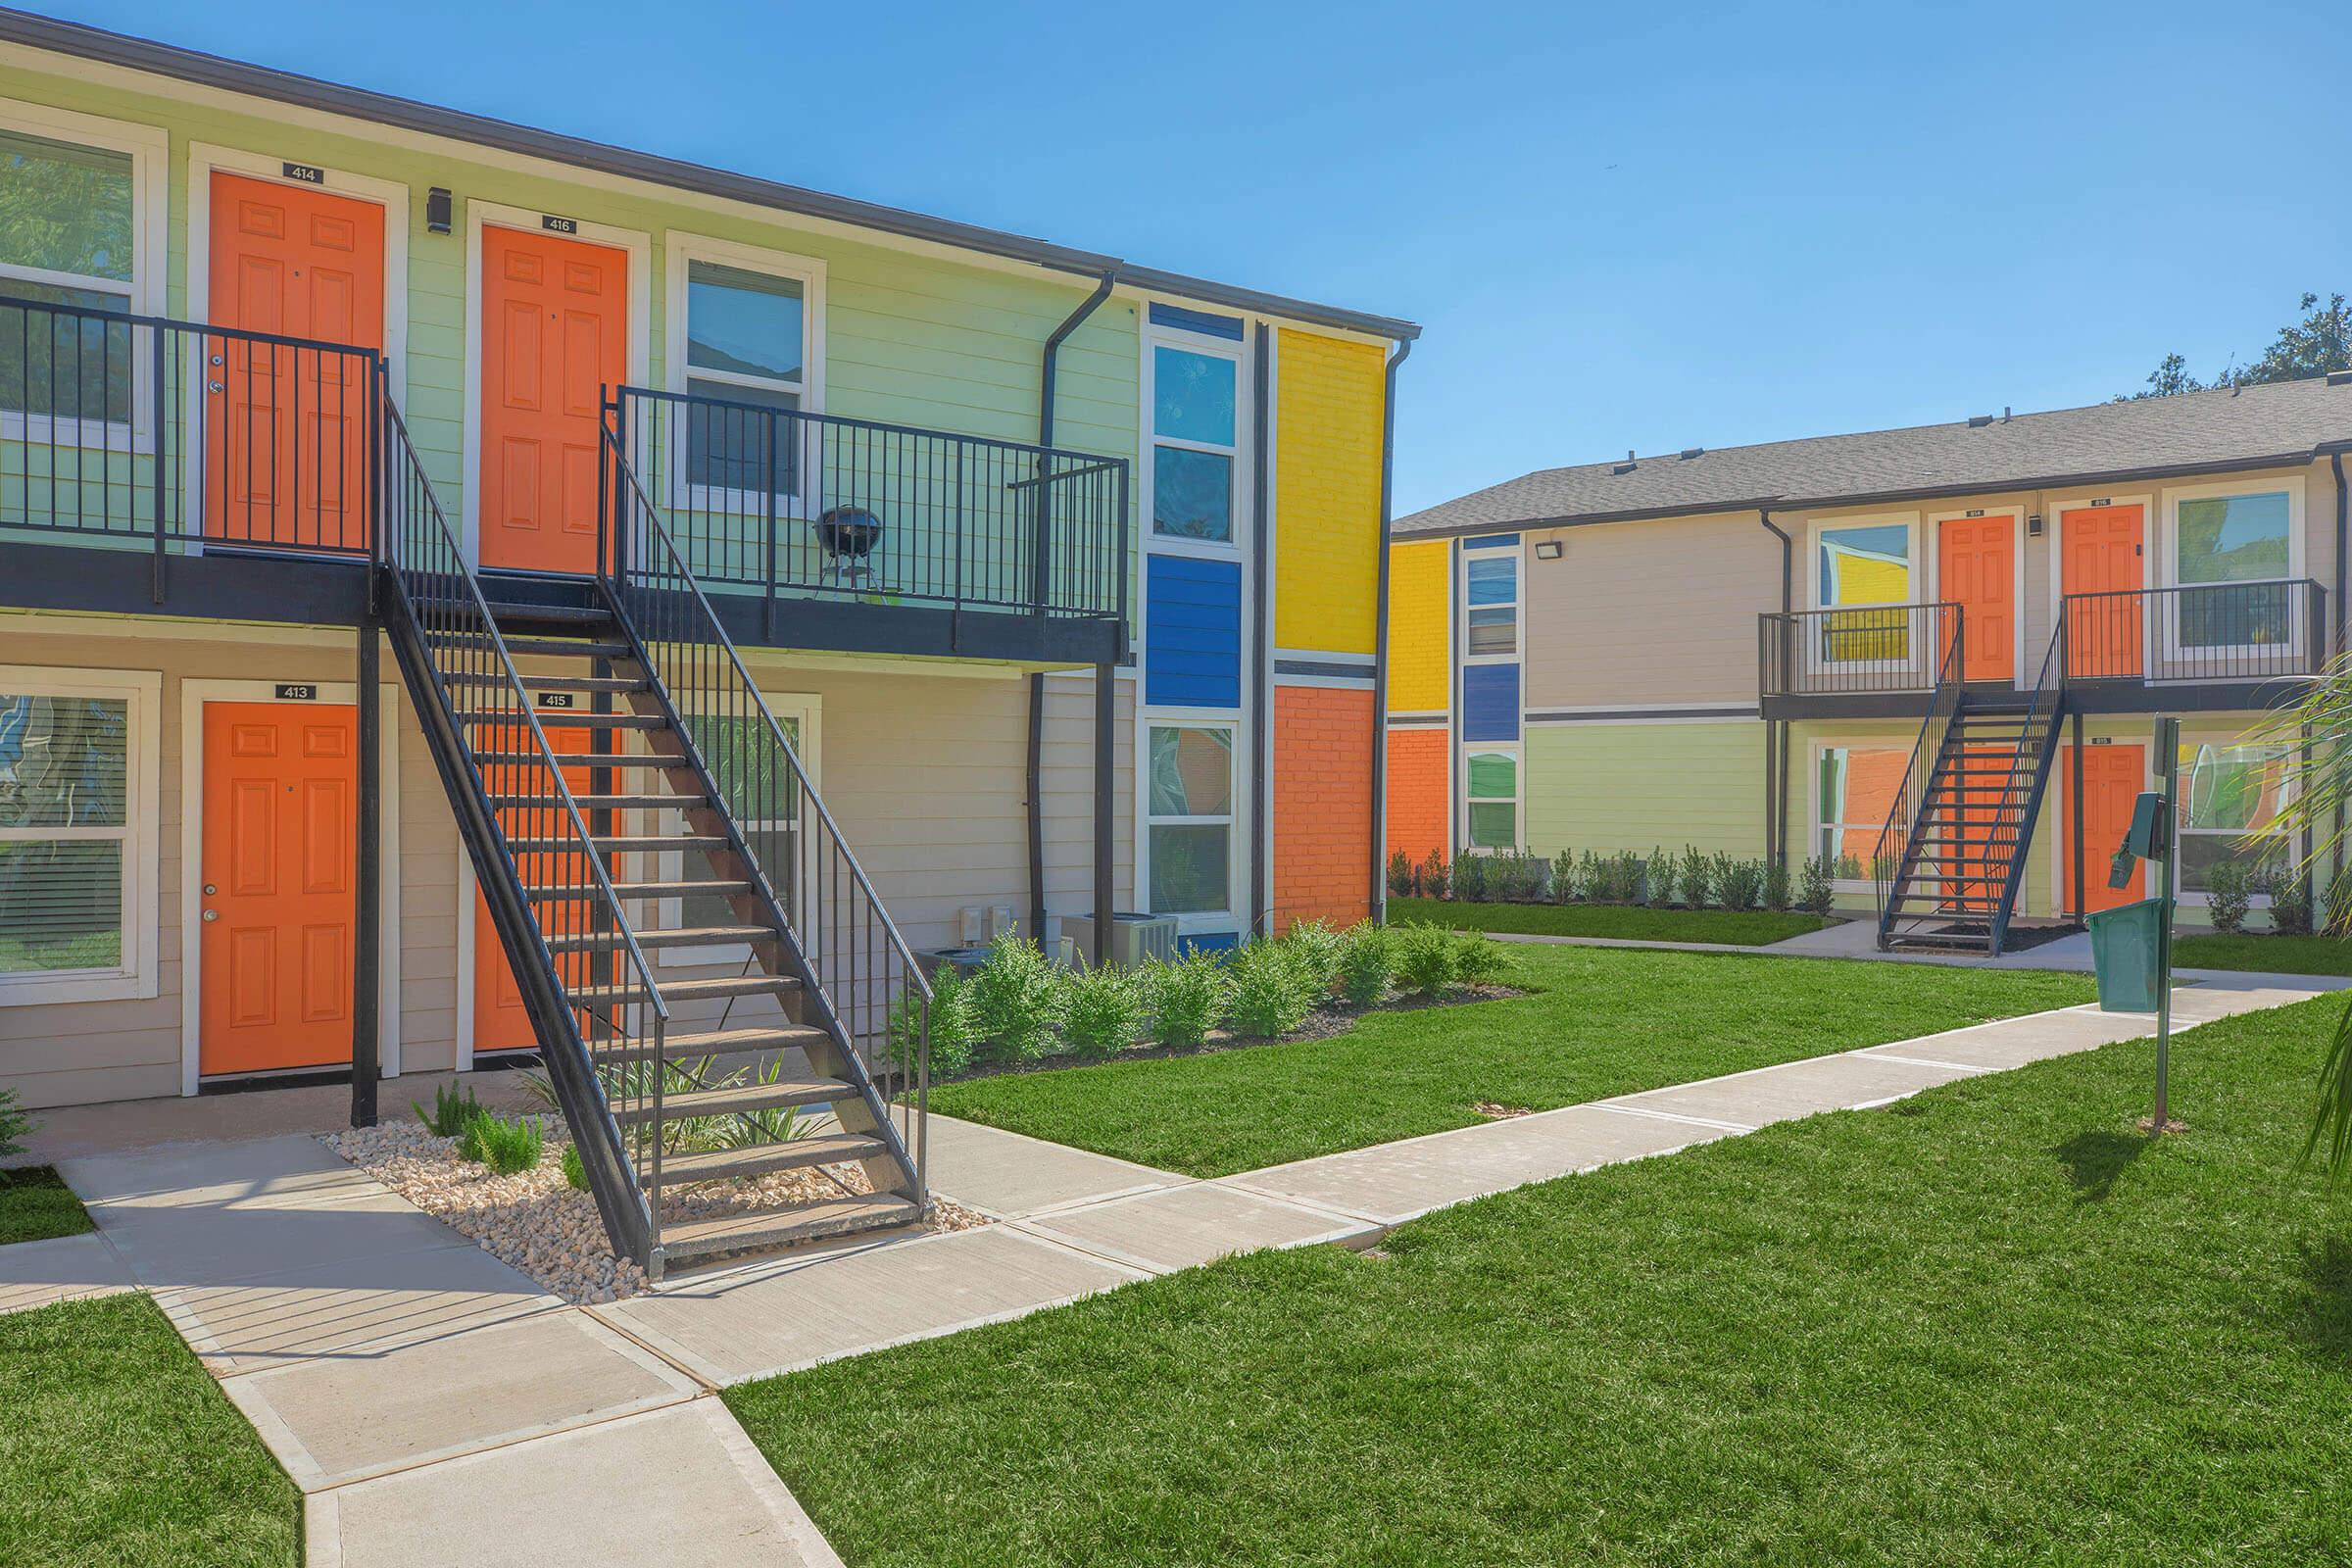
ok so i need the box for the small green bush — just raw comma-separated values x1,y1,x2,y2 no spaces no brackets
1143,950,1232,1050
458,1111,543,1176
1640,847,1670,906
0,1085,28,1165
1450,929,1513,989
560,1142,588,1192
890,975,979,1081
967,936,1064,1063
1282,919,1345,996
1335,921,1393,1006
1416,849,1447,899
2268,860,2315,937
2204,860,2252,933
1716,854,1764,911
1677,845,1712,910
1388,850,1415,897
1060,963,1146,1059
1227,938,1316,1039
1799,856,1836,916
414,1081,483,1139
1452,853,1492,903
1763,858,1792,912
1550,849,1577,903
1394,921,1459,997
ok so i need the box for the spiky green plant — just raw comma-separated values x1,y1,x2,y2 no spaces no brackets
414,1081,483,1138
560,1141,589,1192
458,1110,543,1175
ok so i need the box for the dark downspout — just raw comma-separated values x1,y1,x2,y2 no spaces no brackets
1370,338,1411,923
1758,509,1792,866
1028,271,1116,941
351,619,380,1128
1250,322,1272,935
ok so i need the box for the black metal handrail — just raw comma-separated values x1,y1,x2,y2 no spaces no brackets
0,292,383,597
1760,601,1964,698
601,412,930,1206
609,383,1129,636
376,381,667,1266
1871,614,1967,945
2062,578,2328,684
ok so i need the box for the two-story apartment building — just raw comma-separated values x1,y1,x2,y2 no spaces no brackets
0,13,1413,1275
1388,377,2352,956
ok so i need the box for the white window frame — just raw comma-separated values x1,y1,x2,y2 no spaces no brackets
1461,745,1522,852
0,665,161,1006
1460,544,1522,665
662,230,826,522
0,98,168,455
1142,713,1241,934
2157,475,2307,664
1141,321,1248,561
658,691,821,968
2171,733,2294,908
1810,737,1914,891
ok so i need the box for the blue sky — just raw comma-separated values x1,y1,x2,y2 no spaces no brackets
50,0,2352,514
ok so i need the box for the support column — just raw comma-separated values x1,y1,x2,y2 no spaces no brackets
1092,662,1115,968
351,618,381,1129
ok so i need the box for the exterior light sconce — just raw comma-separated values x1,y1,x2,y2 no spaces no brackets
426,187,453,235
1534,540,1564,561
2027,514,2044,537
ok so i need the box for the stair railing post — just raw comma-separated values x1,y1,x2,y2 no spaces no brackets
149,319,168,603
763,405,780,642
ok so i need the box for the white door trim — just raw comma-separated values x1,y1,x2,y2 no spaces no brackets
178,677,403,1096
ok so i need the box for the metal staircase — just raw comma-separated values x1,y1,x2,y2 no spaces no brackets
374,391,931,1281
1874,622,2069,956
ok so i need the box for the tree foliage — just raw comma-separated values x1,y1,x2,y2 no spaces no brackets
2122,293,2352,399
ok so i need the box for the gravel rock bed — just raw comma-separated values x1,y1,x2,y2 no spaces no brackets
322,1121,989,1304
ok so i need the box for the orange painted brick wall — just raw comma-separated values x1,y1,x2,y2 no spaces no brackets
1385,727,1448,865
1273,684,1375,932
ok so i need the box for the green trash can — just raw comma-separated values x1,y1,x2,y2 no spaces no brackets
2085,897,2169,1012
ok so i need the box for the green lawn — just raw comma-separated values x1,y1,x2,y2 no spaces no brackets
0,1294,300,1566
732,995,2352,1567
1391,896,1828,945
2175,931,2352,977
929,946,2092,1176
0,1167,95,1247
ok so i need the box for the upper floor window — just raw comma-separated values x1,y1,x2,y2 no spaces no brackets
0,124,138,425
2174,488,2293,649
1152,345,1237,544
1816,523,1912,607
683,260,808,497
1463,551,1518,658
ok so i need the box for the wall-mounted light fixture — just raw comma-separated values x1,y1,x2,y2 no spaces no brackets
1534,540,1564,561
426,187,453,235
2027,514,2044,537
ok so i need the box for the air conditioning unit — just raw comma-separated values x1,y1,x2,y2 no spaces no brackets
1058,912,1179,969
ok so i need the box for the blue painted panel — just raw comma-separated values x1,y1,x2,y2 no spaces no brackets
1149,302,1246,341
1462,662,1520,741
1462,532,1521,551
1181,931,1241,955
1146,554,1243,709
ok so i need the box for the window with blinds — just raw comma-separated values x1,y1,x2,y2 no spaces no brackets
0,691,131,976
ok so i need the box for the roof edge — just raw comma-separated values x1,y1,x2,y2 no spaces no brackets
0,9,1420,343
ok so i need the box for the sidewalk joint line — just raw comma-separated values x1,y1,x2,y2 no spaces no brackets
1589,1102,1757,1133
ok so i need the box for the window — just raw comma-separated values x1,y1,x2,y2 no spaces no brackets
1465,750,1518,850
2174,489,2293,648
683,260,808,497
2176,740,2290,895
665,706,810,961
0,670,156,1004
1464,553,1518,658
1151,346,1237,543
0,125,138,424
1148,724,1234,915
1815,521,1914,662
1816,745,1909,880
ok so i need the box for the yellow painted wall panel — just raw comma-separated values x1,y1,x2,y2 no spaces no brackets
1275,329,1386,656
1387,539,1450,713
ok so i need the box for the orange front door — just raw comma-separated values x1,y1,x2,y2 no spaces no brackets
478,225,627,574
2061,504,2145,678
205,172,385,552
1937,514,2015,682
473,723,597,1054
2064,743,2146,915
199,702,358,1076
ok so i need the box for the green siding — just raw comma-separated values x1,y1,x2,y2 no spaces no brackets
0,59,1140,560
1524,721,1765,858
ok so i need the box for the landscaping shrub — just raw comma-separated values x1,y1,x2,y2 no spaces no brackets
1799,856,1836,916
414,1081,483,1139
1489,852,1549,903
1335,921,1393,1006
892,973,980,1080
2330,861,2352,937
1394,921,1460,997
1060,963,1146,1059
1637,847,1667,906
1676,845,1712,910
1281,920,1345,995
1227,938,1317,1039
1763,858,1792,912
1449,930,1513,989
1388,851,1415,898
1416,849,1447,899
1716,854,1764,912
1550,849,1577,904
1452,852,1492,903
2268,860,2315,937
458,1111,543,1176
2205,860,2252,934
560,1142,588,1192
0,1085,28,1165
968,936,1065,1063
1588,851,1640,905
1143,950,1232,1050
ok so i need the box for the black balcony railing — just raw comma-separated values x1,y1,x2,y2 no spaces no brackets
0,293,381,593
1760,603,1963,698
2062,579,2328,684
608,385,1129,634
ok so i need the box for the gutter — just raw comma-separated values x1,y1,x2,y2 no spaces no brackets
1027,273,1117,940
0,9,1421,343
1757,507,1791,868
1371,338,1412,922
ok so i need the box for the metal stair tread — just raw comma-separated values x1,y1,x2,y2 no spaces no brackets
615,1078,850,1125
460,635,634,660
567,971,797,1005
605,1022,832,1060
549,924,774,953
657,1194,923,1263
459,710,666,729
641,1133,888,1188
527,878,751,901
444,672,646,694
509,834,730,854
488,792,705,810
471,752,686,768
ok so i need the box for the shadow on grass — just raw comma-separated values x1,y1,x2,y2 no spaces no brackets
2284,1235,2352,1369
2052,1128,2146,1201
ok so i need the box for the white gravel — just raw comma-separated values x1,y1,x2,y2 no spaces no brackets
322,1120,987,1303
